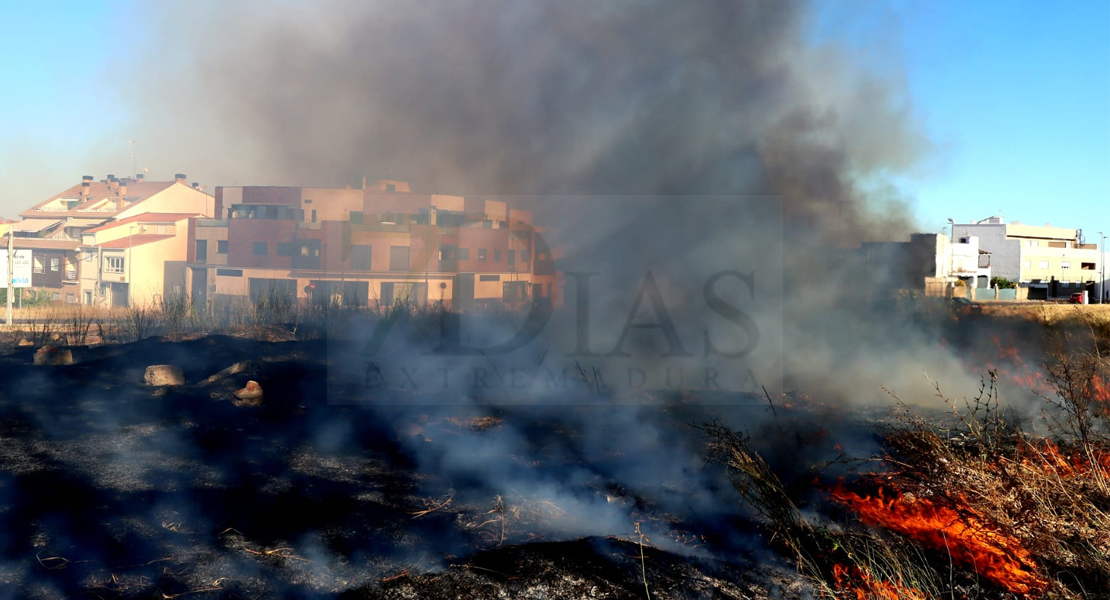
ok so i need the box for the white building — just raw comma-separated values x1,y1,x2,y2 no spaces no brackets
953,217,1100,300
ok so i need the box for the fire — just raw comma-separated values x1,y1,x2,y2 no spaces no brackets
831,486,1049,595
832,564,926,600
1017,438,1110,478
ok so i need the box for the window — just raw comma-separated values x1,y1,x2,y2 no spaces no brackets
50,258,59,271
520,250,529,263
106,257,124,274
66,293,75,304
385,183,396,192
52,292,60,302
1038,261,1049,269
217,240,228,254
350,211,364,224
1061,261,1071,269
480,275,499,282
494,249,502,261
33,257,44,274
253,242,267,256
84,291,92,304
196,240,208,263
389,246,410,271
351,245,372,271
277,242,294,256
311,209,317,223
508,250,516,266
478,249,487,261
216,268,243,277
458,248,470,260
1082,262,1096,270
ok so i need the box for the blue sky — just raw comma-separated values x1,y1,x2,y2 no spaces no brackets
1,1,1107,245
811,0,1109,241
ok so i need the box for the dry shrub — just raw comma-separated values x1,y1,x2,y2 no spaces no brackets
701,422,940,599
881,342,1110,597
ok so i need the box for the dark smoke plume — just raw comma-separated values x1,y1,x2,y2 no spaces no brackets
131,0,926,246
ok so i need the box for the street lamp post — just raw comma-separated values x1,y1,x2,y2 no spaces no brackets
947,218,956,292
1100,231,1106,303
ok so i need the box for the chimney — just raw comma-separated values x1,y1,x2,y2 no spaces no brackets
118,181,128,197
110,179,120,193
175,173,187,184
81,175,93,200
362,175,368,190
136,173,144,183
192,182,200,190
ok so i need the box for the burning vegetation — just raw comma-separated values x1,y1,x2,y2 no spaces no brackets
705,314,1110,599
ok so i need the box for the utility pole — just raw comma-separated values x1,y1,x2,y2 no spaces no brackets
6,233,13,327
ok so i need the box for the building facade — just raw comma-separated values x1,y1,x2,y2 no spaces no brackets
173,180,560,310
954,217,1100,299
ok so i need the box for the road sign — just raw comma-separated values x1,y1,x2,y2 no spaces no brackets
0,250,33,288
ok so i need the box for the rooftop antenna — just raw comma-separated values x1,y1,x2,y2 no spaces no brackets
129,139,138,178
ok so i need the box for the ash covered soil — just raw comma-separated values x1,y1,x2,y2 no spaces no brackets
0,333,873,599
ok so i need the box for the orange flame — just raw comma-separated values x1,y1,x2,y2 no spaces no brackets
831,564,926,600
831,487,1049,595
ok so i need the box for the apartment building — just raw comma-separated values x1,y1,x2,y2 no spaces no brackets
954,217,1100,299
6,174,213,304
857,233,991,295
80,213,204,307
173,179,559,310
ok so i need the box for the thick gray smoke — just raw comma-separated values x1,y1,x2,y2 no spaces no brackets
125,0,975,404
132,0,923,243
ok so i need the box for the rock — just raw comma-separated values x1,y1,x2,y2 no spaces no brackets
17,338,33,347
144,365,185,386
233,380,264,406
33,346,73,366
204,360,253,384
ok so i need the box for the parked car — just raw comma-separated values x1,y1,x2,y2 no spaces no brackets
949,297,983,315
1068,292,1084,304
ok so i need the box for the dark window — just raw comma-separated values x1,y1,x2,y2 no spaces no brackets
502,281,528,302
478,249,487,261
277,242,294,256
50,258,60,271
507,250,516,266
217,269,243,277
196,240,208,263
389,246,410,271
350,211,364,224
480,275,499,282
311,209,317,223
217,240,228,254
520,250,529,263
351,245,372,271
253,241,267,256
385,183,396,192
494,249,502,261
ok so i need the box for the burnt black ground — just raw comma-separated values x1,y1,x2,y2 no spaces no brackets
0,334,855,599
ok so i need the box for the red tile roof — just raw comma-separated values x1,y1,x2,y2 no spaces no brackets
97,234,175,249
20,180,209,219
85,212,202,233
